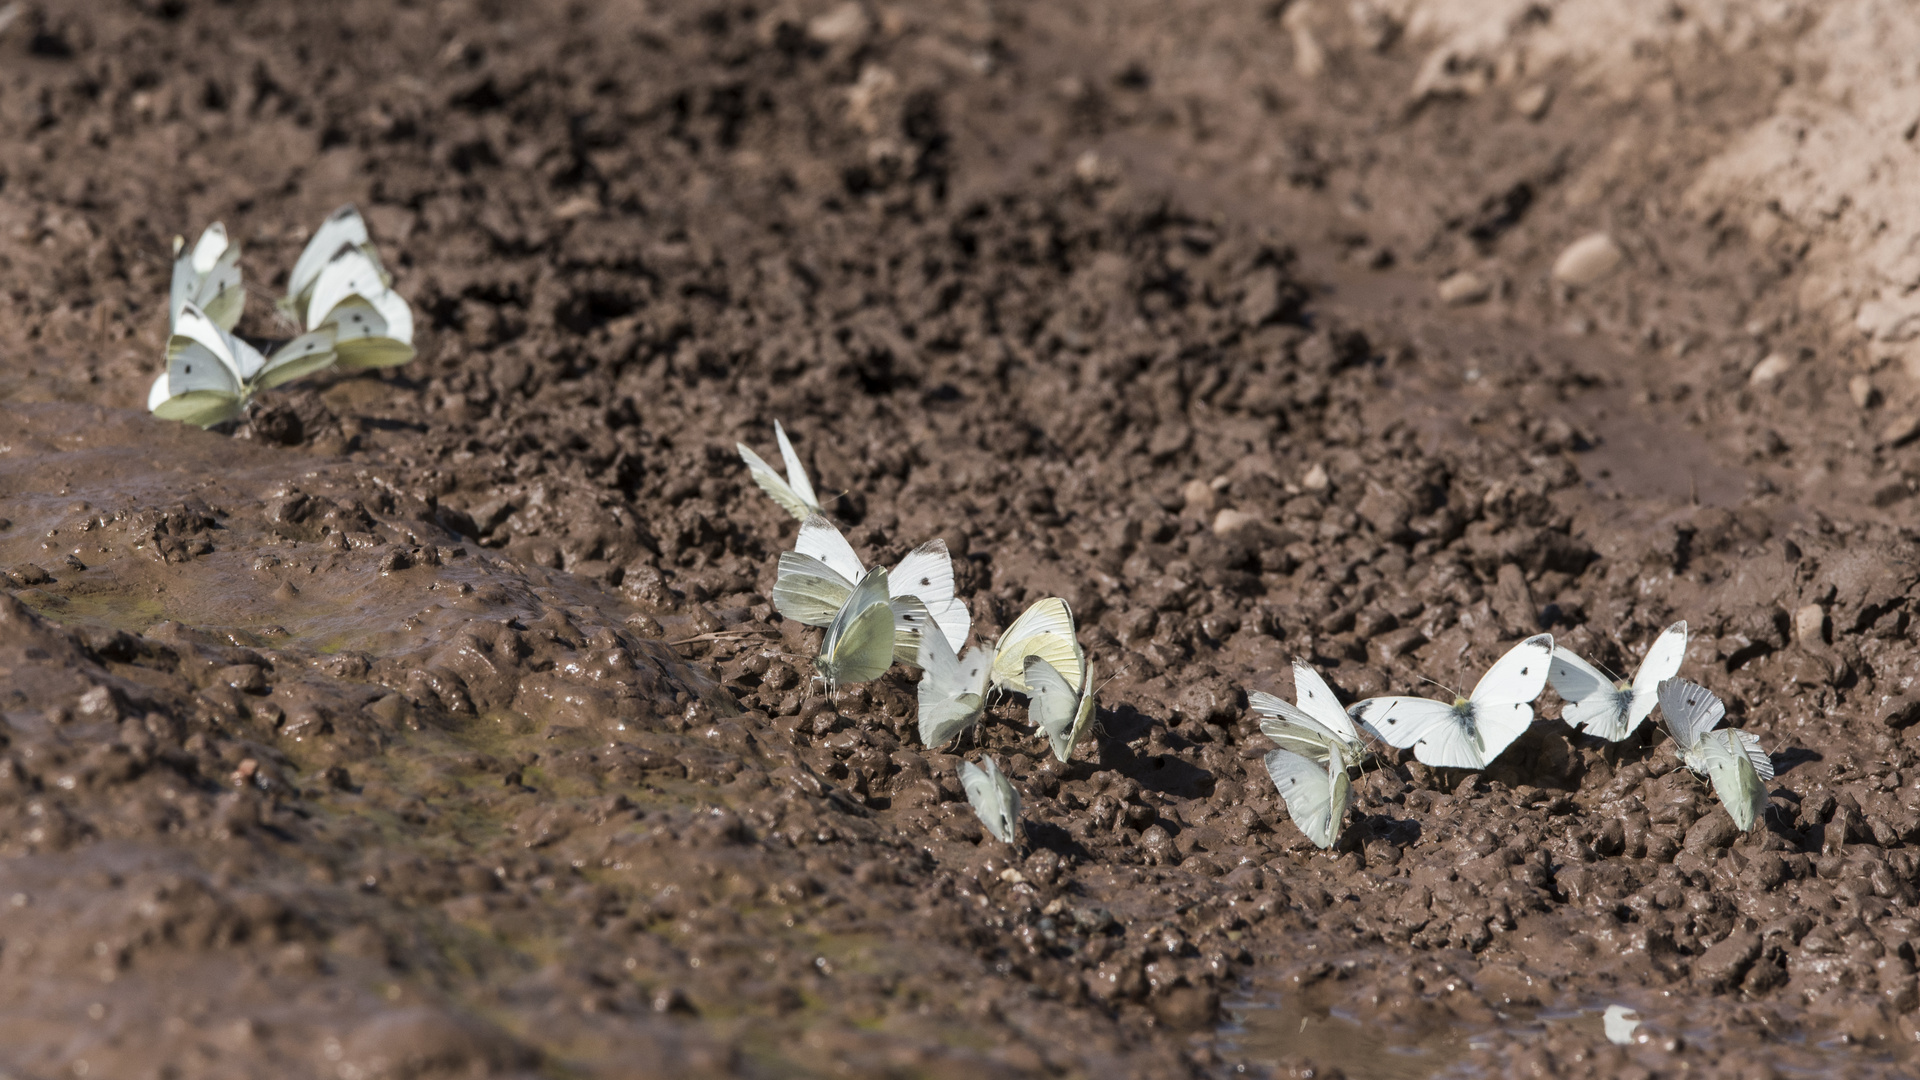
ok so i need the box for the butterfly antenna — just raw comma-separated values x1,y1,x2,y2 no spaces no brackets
1411,672,1462,699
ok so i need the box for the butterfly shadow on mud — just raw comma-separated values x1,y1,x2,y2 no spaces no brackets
1093,704,1215,799
1023,820,1095,864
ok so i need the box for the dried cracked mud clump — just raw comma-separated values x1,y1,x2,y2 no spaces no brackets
5,0,1920,1077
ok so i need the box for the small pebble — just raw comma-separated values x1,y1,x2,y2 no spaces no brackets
1880,414,1920,447
1848,374,1879,409
1552,232,1624,286
1513,84,1553,119
1211,508,1262,539
1302,463,1329,492
1437,271,1492,306
1748,353,1792,386
1180,478,1217,516
1794,604,1827,646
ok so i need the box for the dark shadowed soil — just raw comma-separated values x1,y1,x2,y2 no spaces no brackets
3,1,1920,1077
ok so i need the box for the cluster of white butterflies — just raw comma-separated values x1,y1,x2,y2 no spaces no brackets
148,205,416,428
742,424,1101,847
1257,622,1776,849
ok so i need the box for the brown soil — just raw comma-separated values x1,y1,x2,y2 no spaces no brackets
3,1,1919,1077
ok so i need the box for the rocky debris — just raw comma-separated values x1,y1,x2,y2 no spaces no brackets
1551,232,1624,286
1438,270,1493,305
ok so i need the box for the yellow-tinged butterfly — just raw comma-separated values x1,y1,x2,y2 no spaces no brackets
282,204,414,369
990,597,1081,696
147,303,336,428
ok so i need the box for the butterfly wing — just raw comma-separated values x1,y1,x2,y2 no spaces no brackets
1736,729,1775,781
1292,659,1361,748
794,514,867,586
286,204,371,312
154,306,248,427
1697,730,1767,832
1025,655,1096,762
959,757,1023,845
325,295,416,370
172,223,245,331
891,540,969,651
1625,621,1689,732
253,327,340,390
991,597,1081,693
888,593,932,666
1549,646,1630,740
1353,696,1489,769
1266,746,1346,849
1656,677,1725,753
774,420,820,511
771,551,855,627
1250,691,1341,764
1462,633,1554,762
738,441,812,520
917,635,989,747
817,567,896,687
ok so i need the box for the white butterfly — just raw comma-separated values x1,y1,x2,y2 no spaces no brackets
737,420,822,520
958,755,1023,845
1265,742,1351,850
1251,659,1366,766
916,627,991,748
1025,655,1098,763
170,223,244,332
1657,677,1772,831
282,204,415,370
1549,621,1687,741
990,597,1081,696
147,303,337,428
771,515,969,663
1350,634,1554,769
815,566,925,688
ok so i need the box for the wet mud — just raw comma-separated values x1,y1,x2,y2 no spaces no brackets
3,1,1920,1077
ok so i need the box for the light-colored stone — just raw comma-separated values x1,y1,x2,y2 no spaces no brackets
1748,352,1792,386
1437,271,1491,306
807,2,870,44
1513,84,1552,119
1794,604,1828,646
1552,232,1624,286
1212,508,1263,539
1302,463,1330,491
1180,478,1217,515
1880,414,1920,448
1849,374,1879,409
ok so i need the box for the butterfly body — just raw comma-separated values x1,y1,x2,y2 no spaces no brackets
1265,742,1351,849
1350,634,1553,769
1025,655,1097,763
917,628,991,747
1251,659,1366,766
1658,677,1770,831
1551,622,1688,741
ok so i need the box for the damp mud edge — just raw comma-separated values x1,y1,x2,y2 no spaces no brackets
5,1,1920,1077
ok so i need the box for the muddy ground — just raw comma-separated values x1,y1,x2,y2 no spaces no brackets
3,0,1920,1077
